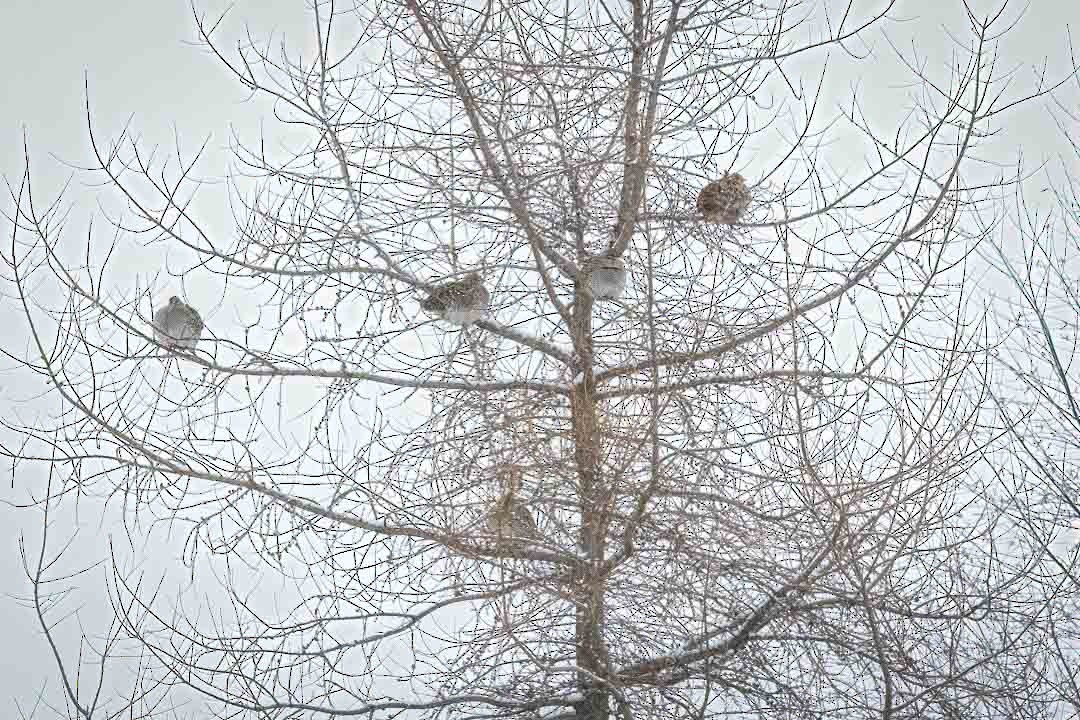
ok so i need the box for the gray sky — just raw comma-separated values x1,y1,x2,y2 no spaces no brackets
0,1,299,705
1,0,1078,713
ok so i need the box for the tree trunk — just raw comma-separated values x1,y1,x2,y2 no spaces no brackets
570,286,609,720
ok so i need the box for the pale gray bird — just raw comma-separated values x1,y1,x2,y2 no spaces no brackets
419,272,490,326
153,296,204,350
697,173,752,224
582,254,626,300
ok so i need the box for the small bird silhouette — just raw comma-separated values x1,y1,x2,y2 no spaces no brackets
153,296,203,350
697,173,752,224
419,272,490,326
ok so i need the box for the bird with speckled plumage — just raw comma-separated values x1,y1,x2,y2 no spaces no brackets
697,173,752,224
419,272,490,326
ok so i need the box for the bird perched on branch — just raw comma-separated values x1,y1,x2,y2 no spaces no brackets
487,493,538,540
153,296,203,350
419,272,490,326
581,254,627,300
486,465,537,542
697,173,752,224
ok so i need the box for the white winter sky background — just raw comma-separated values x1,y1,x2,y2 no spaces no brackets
0,0,1078,712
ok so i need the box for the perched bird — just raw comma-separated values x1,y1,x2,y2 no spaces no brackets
696,173,752,224
581,254,626,300
486,493,538,539
153,296,203,350
419,272,490,326
486,465,537,541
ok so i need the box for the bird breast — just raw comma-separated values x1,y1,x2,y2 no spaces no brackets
154,304,202,349
586,256,626,300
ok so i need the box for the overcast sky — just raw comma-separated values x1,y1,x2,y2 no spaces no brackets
1,0,1078,713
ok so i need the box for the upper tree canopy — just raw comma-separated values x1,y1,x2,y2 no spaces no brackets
3,1,1073,719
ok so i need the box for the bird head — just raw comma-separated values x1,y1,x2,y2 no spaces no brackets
168,296,182,305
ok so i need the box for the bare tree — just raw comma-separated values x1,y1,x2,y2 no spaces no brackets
3,1,1072,718
986,79,1080,717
